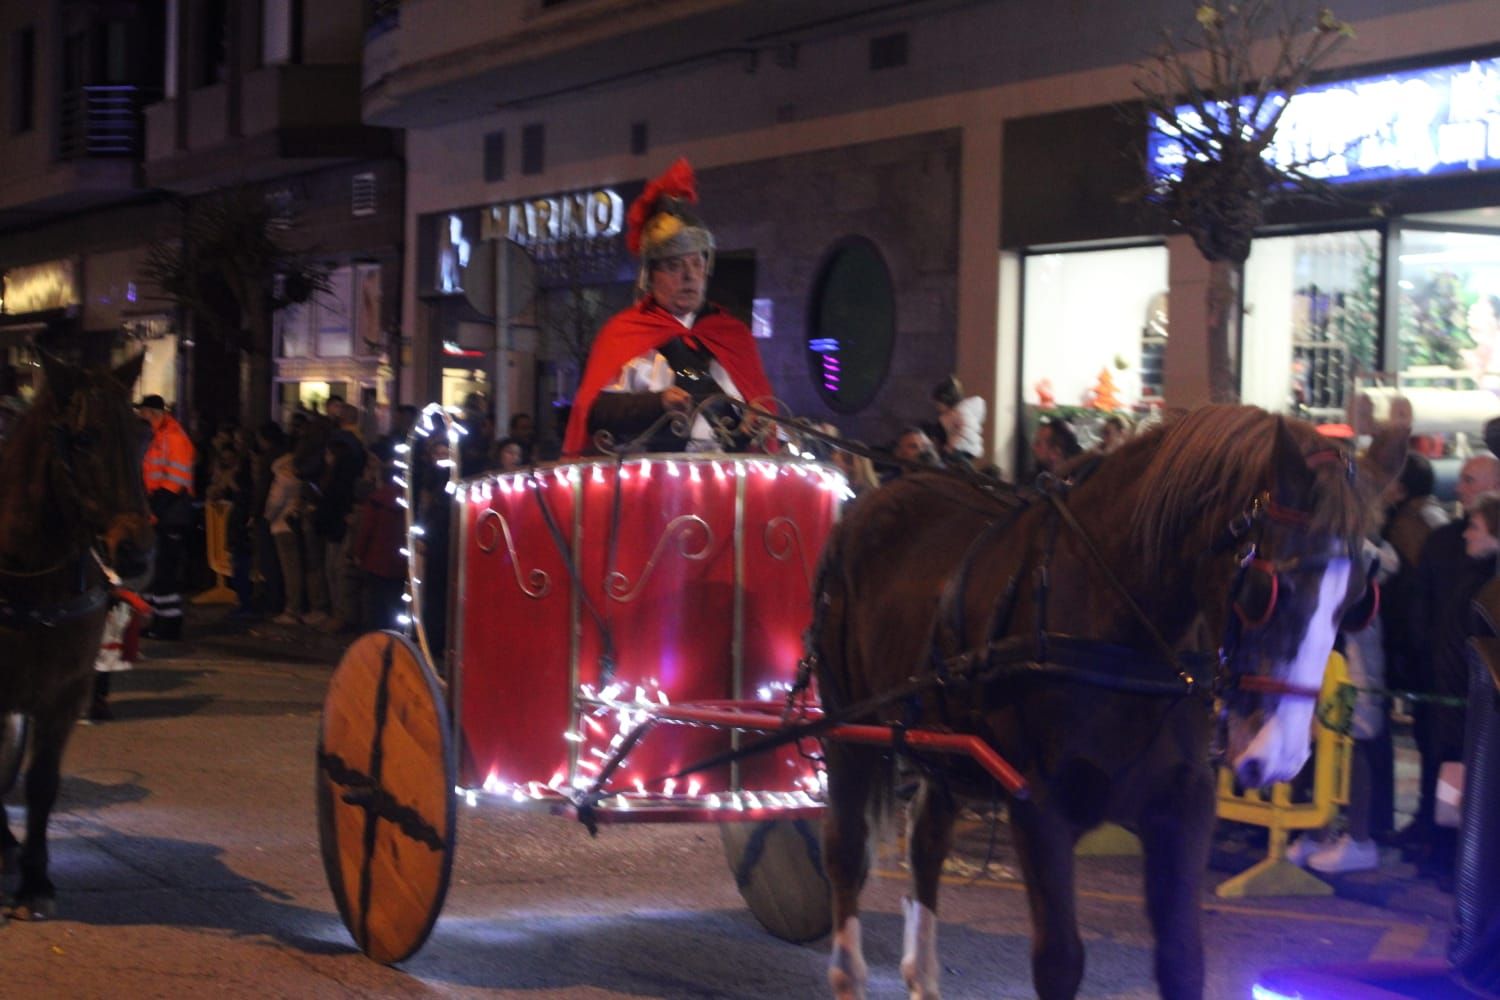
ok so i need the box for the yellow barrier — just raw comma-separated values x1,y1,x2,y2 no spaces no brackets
193,499,238,605
1213,652,1353,898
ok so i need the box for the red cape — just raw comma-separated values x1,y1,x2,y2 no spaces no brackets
563,300,773,456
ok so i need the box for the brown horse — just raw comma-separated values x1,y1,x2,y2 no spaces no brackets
810,405,1404,1000
0,353,153,922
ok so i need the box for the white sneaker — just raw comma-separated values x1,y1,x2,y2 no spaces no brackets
1285,834,1326,867
1308,834,1379,874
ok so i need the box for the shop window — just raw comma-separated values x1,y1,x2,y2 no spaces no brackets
10,26,35,134
1242,230,1380,421
275,264,381,359
1021,245,1168,439
806,237,895,415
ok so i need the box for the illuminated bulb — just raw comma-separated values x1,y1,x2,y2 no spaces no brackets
707,793,722,808
436,459,455,469
401,593,413,603
592,466,604,484
444,481,457,495
396,496,409,509
548,771,565,789
616,795,631,810
563,731,583,742
554,468,567,486
583,715,606,735
511,787,526,802
745,791,763,810
394,443,409,454
411,525,426,537
641,459,652,477
688,779,702,797
396,614,411,626
465,790,478,807
619,467,630,481
662,778,677,797
634,778,646,795
690,464,701,483
732,792,745,811
666,461,679,477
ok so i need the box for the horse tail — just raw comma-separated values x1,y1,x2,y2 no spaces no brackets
807,516,898,840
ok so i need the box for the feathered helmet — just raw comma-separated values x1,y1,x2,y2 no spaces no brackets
626,158,715,296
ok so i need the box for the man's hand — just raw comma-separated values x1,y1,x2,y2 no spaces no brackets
661,386,692,413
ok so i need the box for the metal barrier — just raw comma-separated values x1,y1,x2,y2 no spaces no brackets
1214,651,1353,898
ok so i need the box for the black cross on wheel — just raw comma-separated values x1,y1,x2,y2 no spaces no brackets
316,631,456,964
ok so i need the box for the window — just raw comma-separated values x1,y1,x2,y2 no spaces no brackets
1242,230,1380,419
197,0,228,87
277,264,381,359
11,27,35,133
483,130,505,182
1022,245,1168,424
351,172,377,217
630,121,648,156
869,32,908,71
806,238,896,414
521,123,545,175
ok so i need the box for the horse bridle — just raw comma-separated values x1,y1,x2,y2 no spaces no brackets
1214,451,1375,702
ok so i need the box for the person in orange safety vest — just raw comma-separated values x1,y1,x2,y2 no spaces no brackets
137,394,196,639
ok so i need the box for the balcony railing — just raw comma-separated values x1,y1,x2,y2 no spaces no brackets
57,85,148,161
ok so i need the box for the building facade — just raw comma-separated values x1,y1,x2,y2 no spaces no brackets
366,0,1499,473
0,0,405,435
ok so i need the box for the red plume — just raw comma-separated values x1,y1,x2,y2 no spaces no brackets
626,158,699,256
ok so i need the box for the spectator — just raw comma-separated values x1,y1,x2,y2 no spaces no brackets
1406,454,1500,886
312,405,368,633
250,422,289,616
353,440,409,631
932,374,986,466
816,423,880,500
893,427,941,467
265,447,306,625
1032,417,1082,476
88,591,151,722
205,441,254,615
137,394,196,640
1097,414,1132,453
494,437,526,472
509,412,537,464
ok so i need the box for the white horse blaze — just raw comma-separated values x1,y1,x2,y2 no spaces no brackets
1233,556,1351,786
900,896,940,999
829,916,869,1000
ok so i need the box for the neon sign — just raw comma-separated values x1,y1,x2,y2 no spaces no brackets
1149,56,1500,186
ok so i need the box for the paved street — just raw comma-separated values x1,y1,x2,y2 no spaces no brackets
0,611,1458,998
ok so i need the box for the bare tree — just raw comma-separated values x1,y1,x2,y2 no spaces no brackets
1136,1,1353,402
140,186,328,425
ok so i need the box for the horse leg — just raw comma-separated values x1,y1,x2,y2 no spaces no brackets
901,777,955,1000
825,745,877,1000
1009,801,1085,1000
10,710,76,920
1137,769,1216,1000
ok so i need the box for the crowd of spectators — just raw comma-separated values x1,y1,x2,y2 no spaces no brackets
194,392,553,639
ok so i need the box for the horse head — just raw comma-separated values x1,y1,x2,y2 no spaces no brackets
1212,417,1405,787
36,352,156,588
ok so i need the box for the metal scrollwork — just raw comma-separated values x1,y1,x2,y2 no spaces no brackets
606,514,714,602
475,508,552,599
764,516,814,591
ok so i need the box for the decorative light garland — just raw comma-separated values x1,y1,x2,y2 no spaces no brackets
398,402,467,668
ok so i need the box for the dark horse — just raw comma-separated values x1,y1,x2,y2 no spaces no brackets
0,353,153,922
811,406,1405,999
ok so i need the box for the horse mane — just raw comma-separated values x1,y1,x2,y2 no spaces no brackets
0,383,63,552
1127,405,1366,577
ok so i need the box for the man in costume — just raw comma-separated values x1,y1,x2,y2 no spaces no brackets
137,394,196,639
562,158,773,456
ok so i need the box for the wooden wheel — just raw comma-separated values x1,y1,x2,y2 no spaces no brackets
720,817,832,943
0,712,26,796
316,631,456,964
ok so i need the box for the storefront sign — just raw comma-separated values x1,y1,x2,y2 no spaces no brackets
480,188,624,246
1,259,79,315
1149,56,1500,186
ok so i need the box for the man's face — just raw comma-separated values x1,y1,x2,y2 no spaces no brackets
511,415,535,442
140,407,164,430
894,432,931,463
649,252,708,316
1459,457,1500,509
1032,427,1055,469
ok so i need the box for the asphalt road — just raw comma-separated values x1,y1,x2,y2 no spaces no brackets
0,623,1458,998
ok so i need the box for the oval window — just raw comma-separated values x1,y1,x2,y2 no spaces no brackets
806,237,895,414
